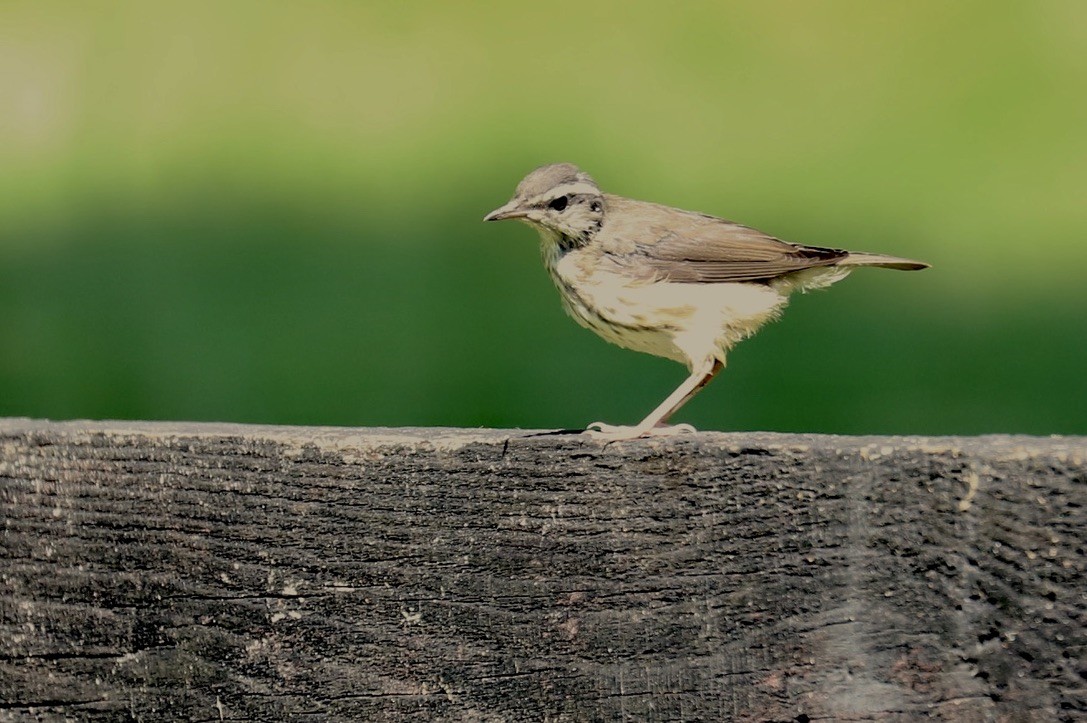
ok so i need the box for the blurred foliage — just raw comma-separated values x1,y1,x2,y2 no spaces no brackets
1,1,1084,434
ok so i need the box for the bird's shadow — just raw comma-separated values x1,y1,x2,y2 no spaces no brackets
518,428,586,438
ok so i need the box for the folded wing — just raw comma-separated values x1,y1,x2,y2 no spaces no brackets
602,196,850,284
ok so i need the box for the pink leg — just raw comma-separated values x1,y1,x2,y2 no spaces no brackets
586,358,724,441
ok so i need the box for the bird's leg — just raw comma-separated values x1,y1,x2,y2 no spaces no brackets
651,358,724,427
586,358,723,441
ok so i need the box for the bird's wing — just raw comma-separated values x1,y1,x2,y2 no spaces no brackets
602,196,848,284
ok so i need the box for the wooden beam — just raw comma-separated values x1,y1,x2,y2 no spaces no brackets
1,419,1084,720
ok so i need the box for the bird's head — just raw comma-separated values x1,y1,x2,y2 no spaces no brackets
484,163,606,246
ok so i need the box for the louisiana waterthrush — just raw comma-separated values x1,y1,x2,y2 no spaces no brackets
485,163,928,440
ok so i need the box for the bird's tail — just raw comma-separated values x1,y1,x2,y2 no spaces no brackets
839,252,929,270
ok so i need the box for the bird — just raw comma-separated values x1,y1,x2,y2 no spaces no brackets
484,163,928,441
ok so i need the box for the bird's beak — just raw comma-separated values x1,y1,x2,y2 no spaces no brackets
483,200,527,222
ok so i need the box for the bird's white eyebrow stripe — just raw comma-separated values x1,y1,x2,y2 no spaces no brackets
529,182,601,203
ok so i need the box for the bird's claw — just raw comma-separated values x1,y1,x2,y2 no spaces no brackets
583,421,698,441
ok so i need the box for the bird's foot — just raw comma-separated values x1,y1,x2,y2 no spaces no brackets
583,421,698,441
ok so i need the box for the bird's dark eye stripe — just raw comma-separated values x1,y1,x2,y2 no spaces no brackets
548,195,569,212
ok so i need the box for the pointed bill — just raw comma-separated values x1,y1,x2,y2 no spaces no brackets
483,200,527,222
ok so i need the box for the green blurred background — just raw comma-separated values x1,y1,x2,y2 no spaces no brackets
1,1,1084,435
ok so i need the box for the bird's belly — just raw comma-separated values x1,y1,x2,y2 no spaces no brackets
548,252,787,366
562,293,687,362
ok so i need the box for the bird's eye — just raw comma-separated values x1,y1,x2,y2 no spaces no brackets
548,195,569,212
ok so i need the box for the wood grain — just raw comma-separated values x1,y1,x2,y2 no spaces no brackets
1,419,1084,721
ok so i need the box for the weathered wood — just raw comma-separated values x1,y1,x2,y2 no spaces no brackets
0,419,1084,721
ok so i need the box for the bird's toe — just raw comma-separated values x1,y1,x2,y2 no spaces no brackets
583,421,698,441
657,423,697,436
583,422,643,441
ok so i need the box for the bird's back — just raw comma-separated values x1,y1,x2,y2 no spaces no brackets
598,195,925,284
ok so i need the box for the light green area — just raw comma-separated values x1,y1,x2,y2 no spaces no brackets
2,2,1085,434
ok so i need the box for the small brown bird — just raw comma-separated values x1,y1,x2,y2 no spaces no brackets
485,163,928,440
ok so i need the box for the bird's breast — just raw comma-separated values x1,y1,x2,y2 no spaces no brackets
542,244,692,363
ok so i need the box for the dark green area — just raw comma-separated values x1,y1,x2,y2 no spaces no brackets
2,189,1083,435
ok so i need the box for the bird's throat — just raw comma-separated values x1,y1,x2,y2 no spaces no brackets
535,226,586,258
557,232,583,253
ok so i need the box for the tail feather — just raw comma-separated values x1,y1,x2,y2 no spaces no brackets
839,252,929,270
